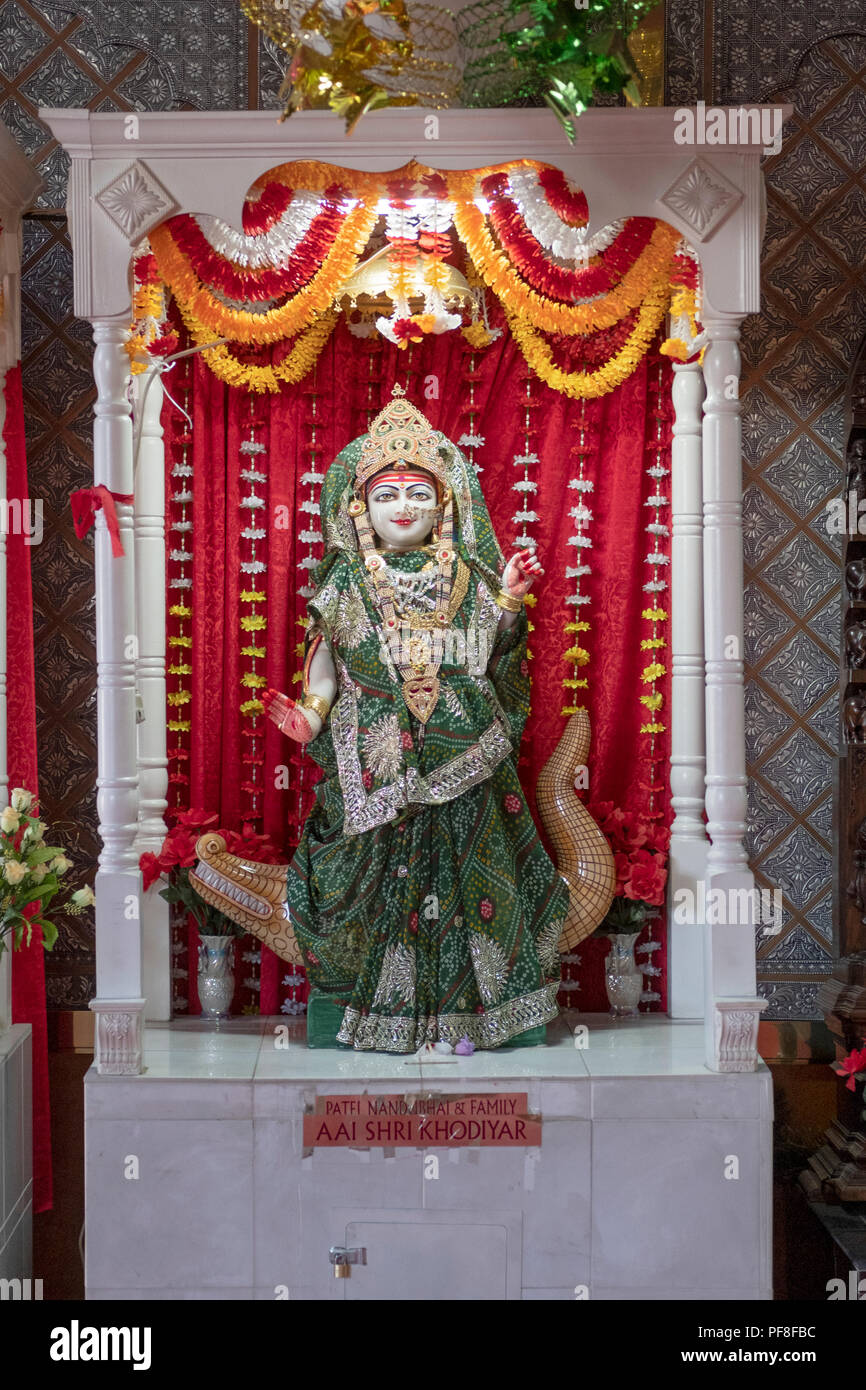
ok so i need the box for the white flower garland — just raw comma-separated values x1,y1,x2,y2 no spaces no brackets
507,169,625,264
194,190,326,269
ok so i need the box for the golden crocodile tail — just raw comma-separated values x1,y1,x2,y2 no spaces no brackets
536,710,616,952
189,832,303,967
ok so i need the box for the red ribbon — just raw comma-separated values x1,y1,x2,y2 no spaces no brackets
69,486,134,558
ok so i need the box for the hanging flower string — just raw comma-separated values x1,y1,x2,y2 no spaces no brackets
561,397,593,716
238,398,270,820
660,242,703,362
510,373,540,662
126,247,169,373
633,356,672,1009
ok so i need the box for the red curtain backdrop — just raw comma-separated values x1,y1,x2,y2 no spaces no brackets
164,304,672,1016
5,363,52,1212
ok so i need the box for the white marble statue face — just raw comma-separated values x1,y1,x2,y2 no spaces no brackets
366,470,439,551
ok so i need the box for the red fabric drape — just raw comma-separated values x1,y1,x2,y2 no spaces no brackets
5,363,52,1212
165,307,672,1015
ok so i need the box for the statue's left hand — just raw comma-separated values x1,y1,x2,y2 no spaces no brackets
502,547,544,599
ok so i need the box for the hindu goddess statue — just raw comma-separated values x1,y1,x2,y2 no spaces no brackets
258,385,571,1052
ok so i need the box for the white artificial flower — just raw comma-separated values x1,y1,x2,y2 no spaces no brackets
10,788,33,814
0,806,20,834
3,859,27,885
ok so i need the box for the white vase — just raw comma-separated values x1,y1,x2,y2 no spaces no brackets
197,934,236,1020
604,933,643,1017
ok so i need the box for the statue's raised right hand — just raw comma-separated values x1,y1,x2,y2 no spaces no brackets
262,688,321,744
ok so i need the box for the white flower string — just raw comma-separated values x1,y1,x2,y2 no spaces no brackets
510,373,540,660
458,349,485,477
561,398,593,716
238,400,268,848
637,358,671,1008
164,354,194,1016
288,371,326,1020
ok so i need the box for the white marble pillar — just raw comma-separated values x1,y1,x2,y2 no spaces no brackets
668,358,709,1019
701,316,766,1070
132,365,170,1022
90,315,144,1073
0,368,9,1031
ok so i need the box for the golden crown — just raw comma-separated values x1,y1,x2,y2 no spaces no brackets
354,385,447,494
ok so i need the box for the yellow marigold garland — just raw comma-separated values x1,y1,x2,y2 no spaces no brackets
505,278,670,400
149,200,379,345
174,309,339,395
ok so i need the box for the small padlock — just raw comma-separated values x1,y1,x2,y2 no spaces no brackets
329,1244,366,1280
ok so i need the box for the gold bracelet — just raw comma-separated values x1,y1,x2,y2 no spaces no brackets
299,692,331,721
495,589,524,613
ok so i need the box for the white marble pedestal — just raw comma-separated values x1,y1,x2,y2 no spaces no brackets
0,1024,33,1285
84,1013,773,1300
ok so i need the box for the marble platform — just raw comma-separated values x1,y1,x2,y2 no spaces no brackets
0,1025,32,1288
83,1013,773,1300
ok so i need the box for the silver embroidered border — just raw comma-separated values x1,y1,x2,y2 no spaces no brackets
331,648,515,836
335,981,560,1051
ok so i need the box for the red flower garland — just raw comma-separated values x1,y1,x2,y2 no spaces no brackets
537,167,589,228
163,193,350,304
481,173,656,304
242,182,295,236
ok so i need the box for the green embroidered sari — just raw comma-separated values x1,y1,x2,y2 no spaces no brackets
285,434,569,1051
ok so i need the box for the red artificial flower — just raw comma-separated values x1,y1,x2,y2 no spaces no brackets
835,1045,866,1091
644,822,671,854
174,808,220,833
392,317,424,347
225,823,282,864
624,849,668,906
159,827,198,869
139,851,163,892
619,811,649,850
147,331,179,358
504,793,522,815
613,851,631,893
164,199,347,303
479,898,494,921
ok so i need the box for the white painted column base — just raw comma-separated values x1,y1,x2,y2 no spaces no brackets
90,998,145,1075
712,997,768,1073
